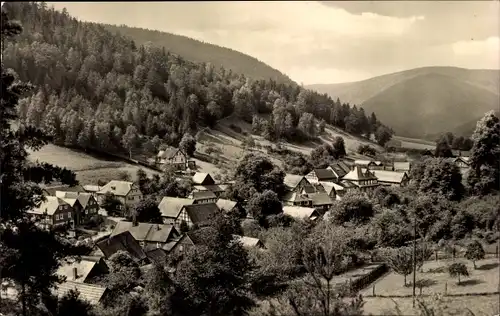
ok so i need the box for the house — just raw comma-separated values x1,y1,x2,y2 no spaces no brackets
55,191,99,225
156,147,188,170
393,162,411,172
27,196,74,229
168,203,220,228
283,174,315,193
353,160,377,170
167,232,201,255
96,231,148,263
55,256,109,284
158,197,196,223
54,281,108,305
340,180,357,193
371,161,385,170
305,169,338,183
341,166,379,192
370,170,409,187
282,191,313,207
309,192,334,214
326,162,351,183
216,198,245,216
188,190,218,204
110,221,180,250
83,185,103,198
192,184,227,197
283,206,320,221
192,172,216,185
319,181,345,200
453,157,470,169
96,181,142,211
232,235,265,249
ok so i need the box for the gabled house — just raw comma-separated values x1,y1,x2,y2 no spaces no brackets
319,181,345,200
353,160,377,170
371,170,409,187
55,191,99,225
170,203,220,228
282,191,313,207
42,184,85,197
453,157,470,169
232,235,266,249
283,174,315,193
283,206,320,221
96,181,142,211
216,198,245,216
341,166,379,192
192,172,216,185
371,161,385,170
393,162,411,172
27,196,74,229
110,221,180,250
326,162,350,183
192,184,227,197
309,192,334,214
83,185,103,198
188,190,218,204
96,231,148,263
55,256,109,284
158,197,196,223
156,147,188,170
305,169,338,183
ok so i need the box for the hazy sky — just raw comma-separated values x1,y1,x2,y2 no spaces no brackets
48,1,499,85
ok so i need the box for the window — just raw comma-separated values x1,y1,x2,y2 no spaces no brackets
64,205,68,210
55,214,59,220
68,212,71,218
157,243,161,248
85,209,88,215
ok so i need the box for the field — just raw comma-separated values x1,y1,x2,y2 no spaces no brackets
393,135,436,150
361,257,500,315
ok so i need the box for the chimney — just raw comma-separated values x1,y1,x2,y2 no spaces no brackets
132,212,138,226
73,267,78,280
156,224,161,231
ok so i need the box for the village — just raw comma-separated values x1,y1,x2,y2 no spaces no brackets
7,145,473,306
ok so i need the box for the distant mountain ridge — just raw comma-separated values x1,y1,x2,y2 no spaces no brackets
103,24,294,84
307,67,500,139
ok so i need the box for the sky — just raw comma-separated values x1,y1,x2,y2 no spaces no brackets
48,1,499,85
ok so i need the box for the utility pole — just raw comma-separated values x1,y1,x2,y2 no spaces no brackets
412,213,417,308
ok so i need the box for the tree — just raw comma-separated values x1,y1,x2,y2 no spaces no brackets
247,190,283,226
179,133,196,157
122,125,139,159
357,144,376,157
418,158,464,201
448,263,468,285
382,246,414,286
56,289,94,316
434,135,453,158
143,263,174,315
297,112,316,138
467,111,500,195
332,136,347,157
318,119,326,133
105,250,141,295
101,192,123,215
171,213,256,315
375,125,393,147
329,192,375,225
117,170,131,181
134,197,163,224
464,240,485,269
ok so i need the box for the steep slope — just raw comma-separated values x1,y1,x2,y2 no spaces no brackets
103,24,294,84
307,67,500,138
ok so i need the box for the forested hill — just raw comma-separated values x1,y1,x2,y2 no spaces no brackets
2,2,392,158
103,24,294,84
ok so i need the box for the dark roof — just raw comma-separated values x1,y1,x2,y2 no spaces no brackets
328,162,348,178
145,248,168,263
182,203,219,225
189,190,217,200
313,169,337,180
192,172,215,185
110,221,179,243
309,192,333,206
186,227,213,245
96,231,147,262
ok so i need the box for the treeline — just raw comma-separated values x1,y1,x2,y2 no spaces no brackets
3,2,393,158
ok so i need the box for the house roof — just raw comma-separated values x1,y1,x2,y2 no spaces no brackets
189,190,217,200
282,191,311,203
192,172,214,185
319,182,344,195
393,162,411,171
82,185,103,193
354,160,374,166
97,180,136,196
193,184,225,193
55,281,107,305
283,206,319,220
182,203,219,225
110,221,178,243
216,199,238,212
309,192,333,206
56,258,100,283
370,170,408,184
158,197,195,218
284,174,305,190
76,193,93,209
43,185,84,196
232,235,265,248
29,196,69,216
313,169,337,180
328,162,349,178
158,147,182,159
340,180,357,189
96,231,147,261
145,248,168,263
342,166,378,181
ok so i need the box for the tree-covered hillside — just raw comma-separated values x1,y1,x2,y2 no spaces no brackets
103,24,294,84
2,2,392,157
